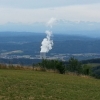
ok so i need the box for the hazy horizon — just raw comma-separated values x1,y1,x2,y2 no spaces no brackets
0,0,100,37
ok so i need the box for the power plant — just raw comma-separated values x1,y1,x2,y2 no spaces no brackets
40,52,46,59
40,18,56,60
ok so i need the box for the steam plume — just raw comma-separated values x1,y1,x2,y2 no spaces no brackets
40,31,53,53
40,18,56,53
47,17,56,28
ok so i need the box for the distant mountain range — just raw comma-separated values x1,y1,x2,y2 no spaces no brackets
0,20,100,37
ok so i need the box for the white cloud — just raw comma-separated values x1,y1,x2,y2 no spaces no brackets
0,3,100,25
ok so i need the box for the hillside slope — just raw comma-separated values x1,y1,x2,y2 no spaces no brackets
0,69,100,100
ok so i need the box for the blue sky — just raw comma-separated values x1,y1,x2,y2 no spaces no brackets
0,0,100,33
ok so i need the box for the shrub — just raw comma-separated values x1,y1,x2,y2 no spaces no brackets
91,66,100,79
39,59,66,74
82,64,91,75
55,61,66,74
67,57,82,75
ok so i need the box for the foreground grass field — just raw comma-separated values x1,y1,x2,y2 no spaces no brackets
0,69,100,100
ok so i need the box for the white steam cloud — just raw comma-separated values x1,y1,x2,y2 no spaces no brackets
47,17,56,28
40,31,53,53
40,18,56,53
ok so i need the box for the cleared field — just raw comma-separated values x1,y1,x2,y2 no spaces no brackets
0,69,100,100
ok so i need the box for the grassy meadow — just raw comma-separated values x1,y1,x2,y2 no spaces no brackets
0,69,100,100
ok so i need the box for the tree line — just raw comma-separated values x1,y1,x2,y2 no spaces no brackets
37,57,100,79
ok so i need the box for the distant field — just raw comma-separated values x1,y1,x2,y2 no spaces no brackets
86,63,100,67
0,69,100,100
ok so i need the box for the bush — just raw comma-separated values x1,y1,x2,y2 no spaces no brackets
91,66,100,79
82,64,91,75
67,57,82,75
39,59,66,74
55,61,66,74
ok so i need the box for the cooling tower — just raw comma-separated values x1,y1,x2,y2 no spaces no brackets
40,52,46,59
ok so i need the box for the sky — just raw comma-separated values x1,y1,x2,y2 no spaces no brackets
0,0,100,33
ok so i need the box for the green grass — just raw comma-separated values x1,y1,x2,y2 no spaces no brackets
86,63,100,67
0,69,100,100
